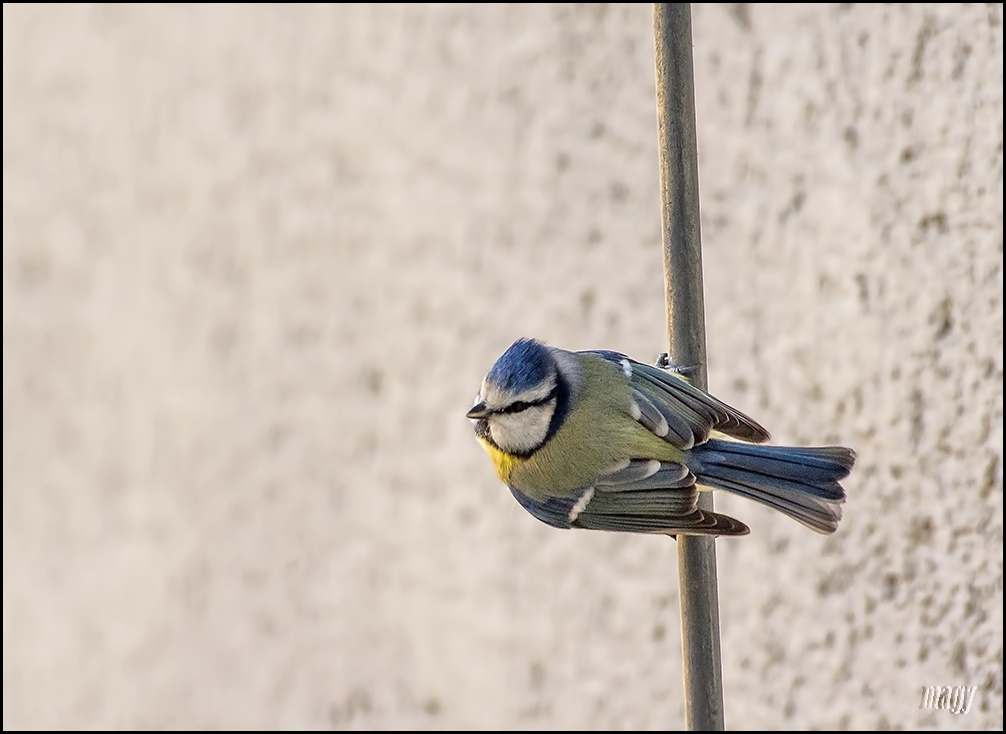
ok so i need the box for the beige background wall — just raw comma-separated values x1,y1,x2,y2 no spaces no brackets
3,3,1002,730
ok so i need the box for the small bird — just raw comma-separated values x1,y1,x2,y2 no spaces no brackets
467,338,855,536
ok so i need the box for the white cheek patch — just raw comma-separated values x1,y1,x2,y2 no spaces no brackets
489,402,556,455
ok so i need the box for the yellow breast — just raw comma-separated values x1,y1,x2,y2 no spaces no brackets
477,436,522,485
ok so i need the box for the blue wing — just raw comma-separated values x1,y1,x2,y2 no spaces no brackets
583,349,770,447
508,463,750,536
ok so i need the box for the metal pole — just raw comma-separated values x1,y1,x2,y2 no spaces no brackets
652,4,725,730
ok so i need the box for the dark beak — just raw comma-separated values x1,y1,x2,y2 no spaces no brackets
466,401,491,420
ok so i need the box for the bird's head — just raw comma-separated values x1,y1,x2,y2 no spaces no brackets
467,338,560,457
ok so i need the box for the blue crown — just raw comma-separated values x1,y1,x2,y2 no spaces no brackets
487,338,554,394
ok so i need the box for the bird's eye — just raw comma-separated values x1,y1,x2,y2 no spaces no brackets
500,400,532,414
500,386,558,415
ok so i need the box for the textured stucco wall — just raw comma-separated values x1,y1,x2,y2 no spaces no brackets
3,3,1002,730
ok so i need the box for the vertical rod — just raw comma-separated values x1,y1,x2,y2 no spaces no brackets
652,4,725,731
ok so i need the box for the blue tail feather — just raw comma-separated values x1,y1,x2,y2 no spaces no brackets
691,438,855,534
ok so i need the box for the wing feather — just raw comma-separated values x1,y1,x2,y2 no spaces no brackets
507,459,749,536
584,350,770,445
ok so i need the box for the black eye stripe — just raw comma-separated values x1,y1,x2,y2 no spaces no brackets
496,387,558,415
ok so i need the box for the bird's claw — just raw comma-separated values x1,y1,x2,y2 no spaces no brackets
654,353,700,375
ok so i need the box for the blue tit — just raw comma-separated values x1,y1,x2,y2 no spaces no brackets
467,338,855,536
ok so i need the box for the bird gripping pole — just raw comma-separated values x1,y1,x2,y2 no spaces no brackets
653,4,726,730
